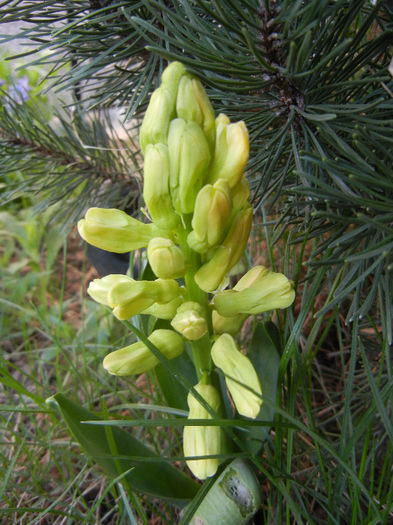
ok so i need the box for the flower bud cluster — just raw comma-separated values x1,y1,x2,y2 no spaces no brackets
78,62,296,481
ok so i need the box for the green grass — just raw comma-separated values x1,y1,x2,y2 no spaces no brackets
0,205,182,524
0,200,392,524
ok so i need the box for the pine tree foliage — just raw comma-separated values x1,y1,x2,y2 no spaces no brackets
0,95,142,223
1,0,392,327
1,2,393,521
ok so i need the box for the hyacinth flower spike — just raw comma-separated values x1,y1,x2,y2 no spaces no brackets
79,61,296,482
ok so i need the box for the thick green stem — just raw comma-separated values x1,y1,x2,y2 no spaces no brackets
177,217,213,380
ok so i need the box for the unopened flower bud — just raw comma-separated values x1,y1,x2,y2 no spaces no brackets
194,245,231,292
211,334,262,419
161,61,187,99
171,301,208,340
208,114,249,188
212,309,248,336
87,274,134,306
147,237,186,279
168,118,211,214
231,176,251,213
183,382,221,479
88,276,180,320
194,206,252,292
187,179,232,253
78,208,160,253
143,144,179,230
214,265,295,317
176,74,215,149
139,87,174,153
103,329,184,376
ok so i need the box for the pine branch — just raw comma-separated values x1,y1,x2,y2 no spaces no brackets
0,95,142,225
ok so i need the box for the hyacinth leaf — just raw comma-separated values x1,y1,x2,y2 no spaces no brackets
180,459,261,525
236,321,281,454
155,351,197,412
46,393,199,503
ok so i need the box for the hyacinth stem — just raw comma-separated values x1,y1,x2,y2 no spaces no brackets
189,334,212,380
177,218,213,380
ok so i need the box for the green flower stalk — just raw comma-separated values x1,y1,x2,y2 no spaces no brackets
79,61,296,482
78,207,160,253
211,334,262,419
214,265,295,317
183,382,222,480
103,329,184,375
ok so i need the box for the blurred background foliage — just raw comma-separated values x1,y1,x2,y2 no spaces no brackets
1,1,393,523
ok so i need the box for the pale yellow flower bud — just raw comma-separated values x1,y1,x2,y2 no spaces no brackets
176,74,215,149
214,265,295,317
183,382,221,479
88,276,180,320
194,206,252,292
87,274,133,307
208,114,249,188
147,237,186,279
161,61,187,98
77,208,160,253
103,329,184,376
211,334,262,419
139,87,174,153
171,302,208,340
187,179,232,253
231,176,251,213
143,144,179,230
168,118,211,214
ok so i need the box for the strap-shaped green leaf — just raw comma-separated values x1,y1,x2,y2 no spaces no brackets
46,393,198,503
155,350,197,412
